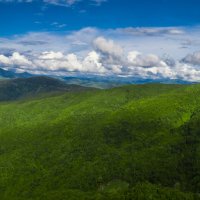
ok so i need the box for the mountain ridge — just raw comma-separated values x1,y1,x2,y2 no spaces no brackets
0,67,32,79
0,67,196,89
0,76,93,101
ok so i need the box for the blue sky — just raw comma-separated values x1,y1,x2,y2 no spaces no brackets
1,0,200,36
1,0,200,81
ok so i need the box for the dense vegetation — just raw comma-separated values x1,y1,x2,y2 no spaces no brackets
0,76,91,101
1,80,200,199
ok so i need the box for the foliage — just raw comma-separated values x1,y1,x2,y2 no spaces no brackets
0,83,200,199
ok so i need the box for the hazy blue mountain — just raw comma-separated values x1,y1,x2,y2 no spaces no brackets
0,67,32,79
0,67,195,89
62,75,194,88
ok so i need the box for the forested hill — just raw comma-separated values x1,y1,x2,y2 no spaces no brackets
0,76,92,101
1,82,200,199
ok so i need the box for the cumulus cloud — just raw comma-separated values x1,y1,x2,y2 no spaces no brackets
0,27,198,59
181,51,200,65
1,48,200,82
39,51,64,60
93,37,123,58
0,55,10,65
82,51,107,73
127,51,167,68
0,52,32,66
93,37,125,70
0,50,108,74
1,27,200,81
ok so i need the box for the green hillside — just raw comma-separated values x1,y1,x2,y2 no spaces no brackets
1,83,200,199
0,76,92,101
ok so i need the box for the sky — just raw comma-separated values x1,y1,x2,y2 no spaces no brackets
1,0,200,81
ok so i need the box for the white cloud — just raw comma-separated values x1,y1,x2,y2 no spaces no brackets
35,51,107,73
2,49,200,82
0,52,32,66
1,27,199,59
93,37,125,70
11,52,32,66
1,27,200,81
182,51,200,65
93,36,123,58
83,51,107,73
127,51,167,68
39,51,64,60
33,52,82,71
115,27,185,36
0,55,10,65
0,50,107,74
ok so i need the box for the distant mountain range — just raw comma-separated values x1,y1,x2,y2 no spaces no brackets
0,67,195,89
0,67,32,79
61,75,194,88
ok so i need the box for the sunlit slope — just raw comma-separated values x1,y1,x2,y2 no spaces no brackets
0,83,200,199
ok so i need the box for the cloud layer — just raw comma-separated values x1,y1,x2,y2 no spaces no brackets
1,27,200,81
